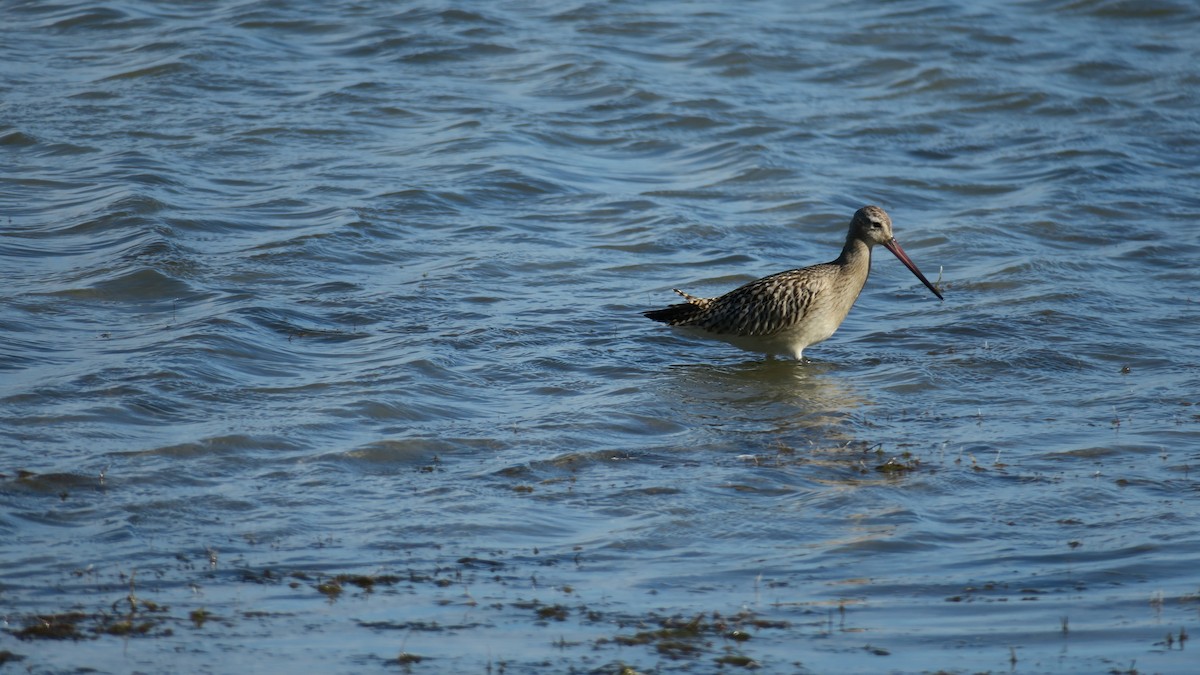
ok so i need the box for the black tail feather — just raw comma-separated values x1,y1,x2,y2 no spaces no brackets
643,302,704,325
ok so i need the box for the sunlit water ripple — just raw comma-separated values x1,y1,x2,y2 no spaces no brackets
2,1,1199,673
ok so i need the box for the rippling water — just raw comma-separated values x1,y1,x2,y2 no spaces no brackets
3,1,1199,672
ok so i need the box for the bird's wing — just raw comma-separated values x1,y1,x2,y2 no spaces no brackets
694,269,821,336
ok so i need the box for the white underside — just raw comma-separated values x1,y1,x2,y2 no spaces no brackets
676,312,843,361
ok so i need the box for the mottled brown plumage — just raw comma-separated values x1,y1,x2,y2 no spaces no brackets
643,206,943,360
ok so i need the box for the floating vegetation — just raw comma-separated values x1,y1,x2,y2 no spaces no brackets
334,573,400,591
11,607,170,642
394,651,423,665
190,609,212,628
99,619,158,637
598,611,784,666
235,568,412,600
13,612,89,641
874,456,919,473
7,550,1184,674
714,653,758,668
4,562,481,647
536,604,569,622
316,580,344,599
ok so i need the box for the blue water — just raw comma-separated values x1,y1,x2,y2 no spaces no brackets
2,1,1199,673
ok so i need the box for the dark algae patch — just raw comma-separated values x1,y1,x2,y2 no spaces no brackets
12,571,173,641
4,554,797,672
12,609,169,641
189,608,212,628
714,653,759,668
316,579,344,599
536,604,570,621
601,611,784,667
13,612,89,641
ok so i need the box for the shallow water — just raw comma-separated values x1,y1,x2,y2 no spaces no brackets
2,0,1199,673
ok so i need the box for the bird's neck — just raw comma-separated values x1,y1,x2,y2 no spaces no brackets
820,236,874,319
835,236,872,272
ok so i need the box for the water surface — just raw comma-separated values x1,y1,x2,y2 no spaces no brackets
2,1,1199,673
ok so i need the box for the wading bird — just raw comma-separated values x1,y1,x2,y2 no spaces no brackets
643,205,943,361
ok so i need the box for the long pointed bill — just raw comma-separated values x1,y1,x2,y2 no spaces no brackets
883,238,944,300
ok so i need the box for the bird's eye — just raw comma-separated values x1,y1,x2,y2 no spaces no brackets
870,220,883,229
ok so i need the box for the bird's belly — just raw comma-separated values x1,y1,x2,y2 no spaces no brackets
770,312,841,354
676,310,843,359
778,312,841,347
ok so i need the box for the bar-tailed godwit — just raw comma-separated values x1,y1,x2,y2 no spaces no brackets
643,205,943,360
